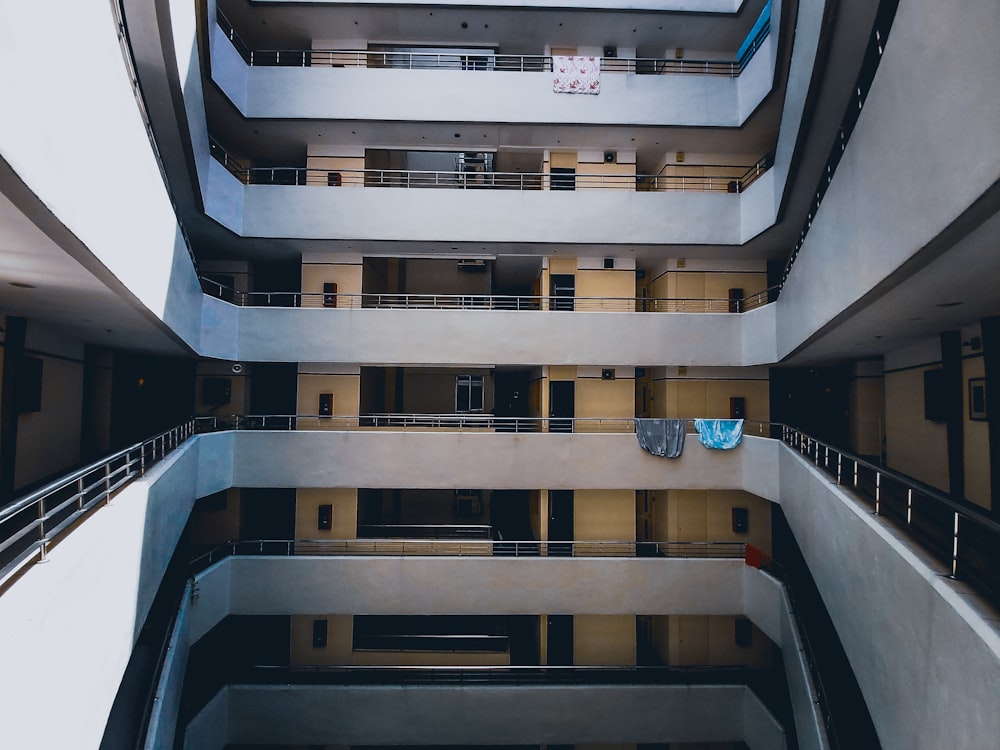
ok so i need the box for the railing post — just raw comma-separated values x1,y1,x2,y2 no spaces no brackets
836,453,842,485
906,488,913,525
37,500,47,562
951,512,960,578
874,471,881,515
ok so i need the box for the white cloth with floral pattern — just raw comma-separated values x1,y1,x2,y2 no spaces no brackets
552,55,601,94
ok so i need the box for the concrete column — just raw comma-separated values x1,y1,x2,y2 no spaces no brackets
0,316,26,502
981,317,1000,515
940,330,964,500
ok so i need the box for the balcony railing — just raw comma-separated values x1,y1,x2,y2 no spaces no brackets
192,415,776,436
199,277,777,314
0,421,195,589
782,425,1000,612
209,140,773,194
217,10,769,78
189,538,747,570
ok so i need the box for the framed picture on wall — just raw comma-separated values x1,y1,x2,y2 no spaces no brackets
969,377,987,421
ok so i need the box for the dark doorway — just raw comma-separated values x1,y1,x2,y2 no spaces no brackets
491,489,534,544
547,614,574,665
249,363,298,428
239,488,295,541
548,489,573,557
109,353,196,450
549,380,574,433
495,367,531,432
550,167,576,191
770,365,851,448
550,274,575,311
252,260,301,307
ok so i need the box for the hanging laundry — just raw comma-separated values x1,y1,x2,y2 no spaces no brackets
635,419,686,458
694,418,744,450
552,55,601,94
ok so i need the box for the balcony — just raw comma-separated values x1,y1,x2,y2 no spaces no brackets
210,8,777,128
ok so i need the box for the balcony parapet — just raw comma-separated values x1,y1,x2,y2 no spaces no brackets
209,140,775,195
217,9,770,78
200,276,776,313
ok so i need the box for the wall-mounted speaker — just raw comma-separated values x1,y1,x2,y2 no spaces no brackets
601,368,615,381
730,396,746,419
604,151,616,164
603,257,615,269
732,507,749,533
318,504,333,531
603,46,618,58
319,393,333,417
323,282,338,307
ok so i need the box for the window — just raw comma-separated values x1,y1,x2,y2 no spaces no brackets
456,374,484,412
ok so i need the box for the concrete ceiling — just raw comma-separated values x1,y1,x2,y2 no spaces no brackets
221,0,769,54
0,163,191,357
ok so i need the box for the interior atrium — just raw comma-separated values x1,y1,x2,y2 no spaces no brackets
0,1,998,749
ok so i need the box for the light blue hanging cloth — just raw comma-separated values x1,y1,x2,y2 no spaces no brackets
694,419,744,450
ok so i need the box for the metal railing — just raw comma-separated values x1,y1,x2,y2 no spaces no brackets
230,662,763,686
357,524,495,539
189,538,746,570
0,420,195,589
782,425,1000,609
209,141,772,194
217,10,769,79
199,276,777,314
192,414,775,436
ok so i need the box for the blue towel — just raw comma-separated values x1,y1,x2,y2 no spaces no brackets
694,419,744,450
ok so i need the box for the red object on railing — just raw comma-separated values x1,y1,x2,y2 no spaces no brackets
744,543,764,569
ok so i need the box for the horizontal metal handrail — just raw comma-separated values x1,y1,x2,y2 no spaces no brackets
189,538,747,570
192,414,775,436
199,277,776,314
0,420,196,589
781,425,1000,610
232,663,761,686
211,160,765,196
357,523,495,539
217,10,769,78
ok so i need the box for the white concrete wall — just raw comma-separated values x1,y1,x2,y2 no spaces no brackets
237,182,746,245
0,1,204,352
210,32,777,128
775,0,1000,359
220,431,775,491
226,306,773,366
189,556,747,640
777,442,1000,750
205,684,782,748
0,437,220,750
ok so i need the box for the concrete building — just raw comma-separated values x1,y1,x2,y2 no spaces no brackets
0,0,998,749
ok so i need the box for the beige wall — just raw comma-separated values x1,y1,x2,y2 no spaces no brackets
297,369,361,422
661,489,772,554
849,368,886,457
189,489,241,546
196,359,249,416
574,614,636,665
658,615,772,668
649,269,768,304
296,488,358,539
885,366,950,492
658,375,769,422
290,614,353,665
304,155,365,187
301,259,364,307
574,489,636,542
575,268,635,304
